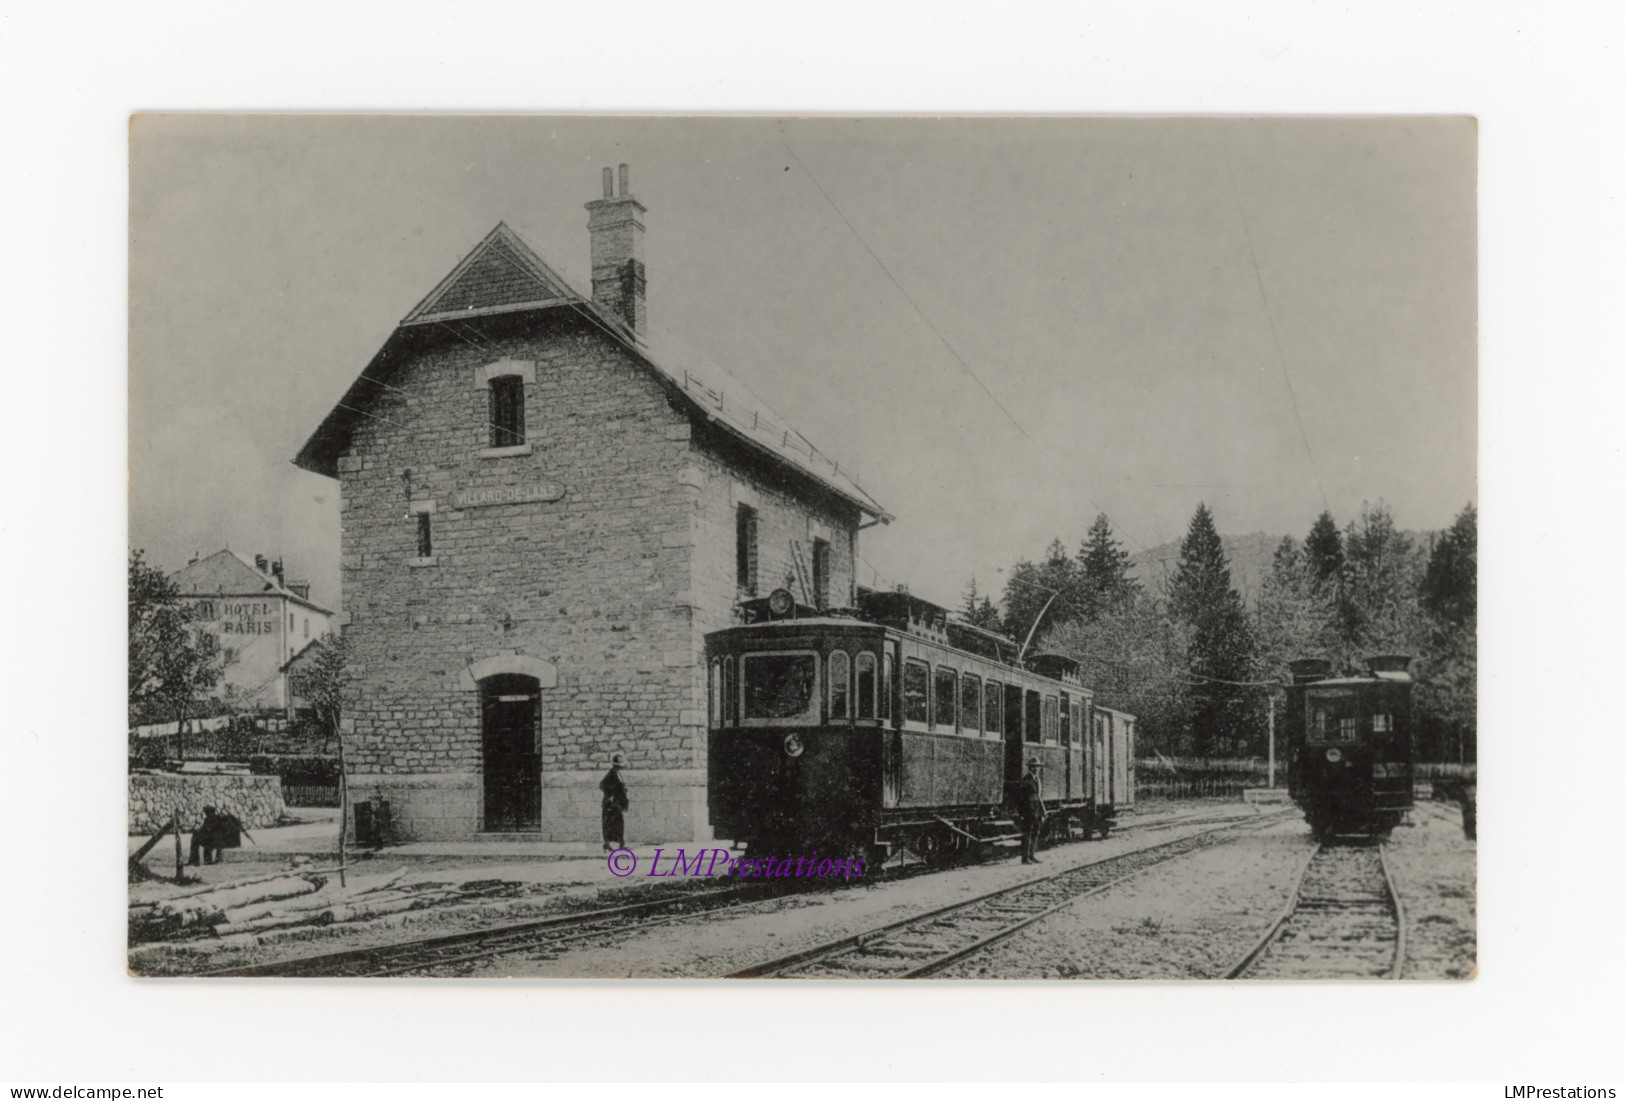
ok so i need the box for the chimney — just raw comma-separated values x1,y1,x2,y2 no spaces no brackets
271,558,286,585
254,554,268,574
584,163,646,334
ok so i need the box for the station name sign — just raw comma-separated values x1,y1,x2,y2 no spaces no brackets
450,482,566,509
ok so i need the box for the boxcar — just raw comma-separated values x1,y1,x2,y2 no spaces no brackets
1284,655,1415,837
705,588,1132,864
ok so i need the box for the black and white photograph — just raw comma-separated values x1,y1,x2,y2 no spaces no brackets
126,115,1477,982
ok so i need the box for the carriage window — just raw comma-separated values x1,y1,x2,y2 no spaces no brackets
1025,689,1042,743
742,652,818,721
985,680,1002,735
881,652,893,720
1044,696,1059,743
961,674,982,736
829,651,851,720
1060,693,1071,743
709,659,721,728
902,659,929,724
855,652,876,719
934,667,958,730
1372,713,1392,733
1308,689,1358,745
722,656,735,725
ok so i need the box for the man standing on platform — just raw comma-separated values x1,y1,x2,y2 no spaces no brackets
1018,757,1047,865
600,754,629,851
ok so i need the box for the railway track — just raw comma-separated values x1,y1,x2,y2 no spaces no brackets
199,881,770,978
730,811,1294,979
186,808,1266,978
1224,838,1406,980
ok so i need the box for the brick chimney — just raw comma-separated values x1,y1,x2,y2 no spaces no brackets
585,164,646,334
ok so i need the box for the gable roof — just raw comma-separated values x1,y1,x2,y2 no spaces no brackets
294,223,891,523
400,223,578,326
171,550,336,616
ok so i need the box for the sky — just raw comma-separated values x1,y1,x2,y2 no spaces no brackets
129,116,1476,612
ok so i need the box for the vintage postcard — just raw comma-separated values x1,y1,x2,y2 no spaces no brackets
127,116,1475,979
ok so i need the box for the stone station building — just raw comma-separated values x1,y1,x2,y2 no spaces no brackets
295,166,890,842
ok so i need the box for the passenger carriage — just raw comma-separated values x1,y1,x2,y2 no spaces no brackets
705,587,1133,865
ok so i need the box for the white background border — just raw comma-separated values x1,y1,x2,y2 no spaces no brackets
3,0,1620,1084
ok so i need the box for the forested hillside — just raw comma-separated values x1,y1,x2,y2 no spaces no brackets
970,502,1476,763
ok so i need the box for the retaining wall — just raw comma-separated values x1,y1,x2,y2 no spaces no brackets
128,773,285,834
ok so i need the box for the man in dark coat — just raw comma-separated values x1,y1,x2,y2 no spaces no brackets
1017,757,1047,865
188,805,243,866
600,755,629,851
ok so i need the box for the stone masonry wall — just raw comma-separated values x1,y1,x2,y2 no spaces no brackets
337,317,703,840
128,773,285,834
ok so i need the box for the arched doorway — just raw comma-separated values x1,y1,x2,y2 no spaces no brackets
481,673,541,831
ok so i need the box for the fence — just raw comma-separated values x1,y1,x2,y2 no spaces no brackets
283,783,342,807
1135,757,1477,802
1135,757,1269,802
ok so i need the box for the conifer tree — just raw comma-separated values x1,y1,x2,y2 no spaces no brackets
1420,503,1476,628
1169,504,1259,756
1077,513,1139,619
1304,511,1345,585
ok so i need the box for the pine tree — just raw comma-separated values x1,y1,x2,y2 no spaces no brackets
1342,501,1424,659
1304,511,1345,585
1418,503,1477,762
1077,513,1139,619
960,577,1004,631
1169,504,1259,756
1420,503,1476,628
1001,539,1080,645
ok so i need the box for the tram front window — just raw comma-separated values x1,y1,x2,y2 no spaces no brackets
741,653,819,721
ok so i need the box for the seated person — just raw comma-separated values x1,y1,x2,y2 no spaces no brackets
187,805,244,866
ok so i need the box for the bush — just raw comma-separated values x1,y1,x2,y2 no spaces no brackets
248,754,340,787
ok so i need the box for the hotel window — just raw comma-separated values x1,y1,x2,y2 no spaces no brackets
736,505,758,596
880,652,893,720
709,659,721,728
416,512,433,559
855,652,877,720
489,374,526,448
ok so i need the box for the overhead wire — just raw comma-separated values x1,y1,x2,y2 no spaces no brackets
1224,154,1330,514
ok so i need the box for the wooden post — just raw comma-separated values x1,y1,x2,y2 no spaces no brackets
172,811,184,884
1267,693,1276,789
336,734,348,889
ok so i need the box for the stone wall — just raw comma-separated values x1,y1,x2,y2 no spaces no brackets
128,773,285,834
334,313,864,842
